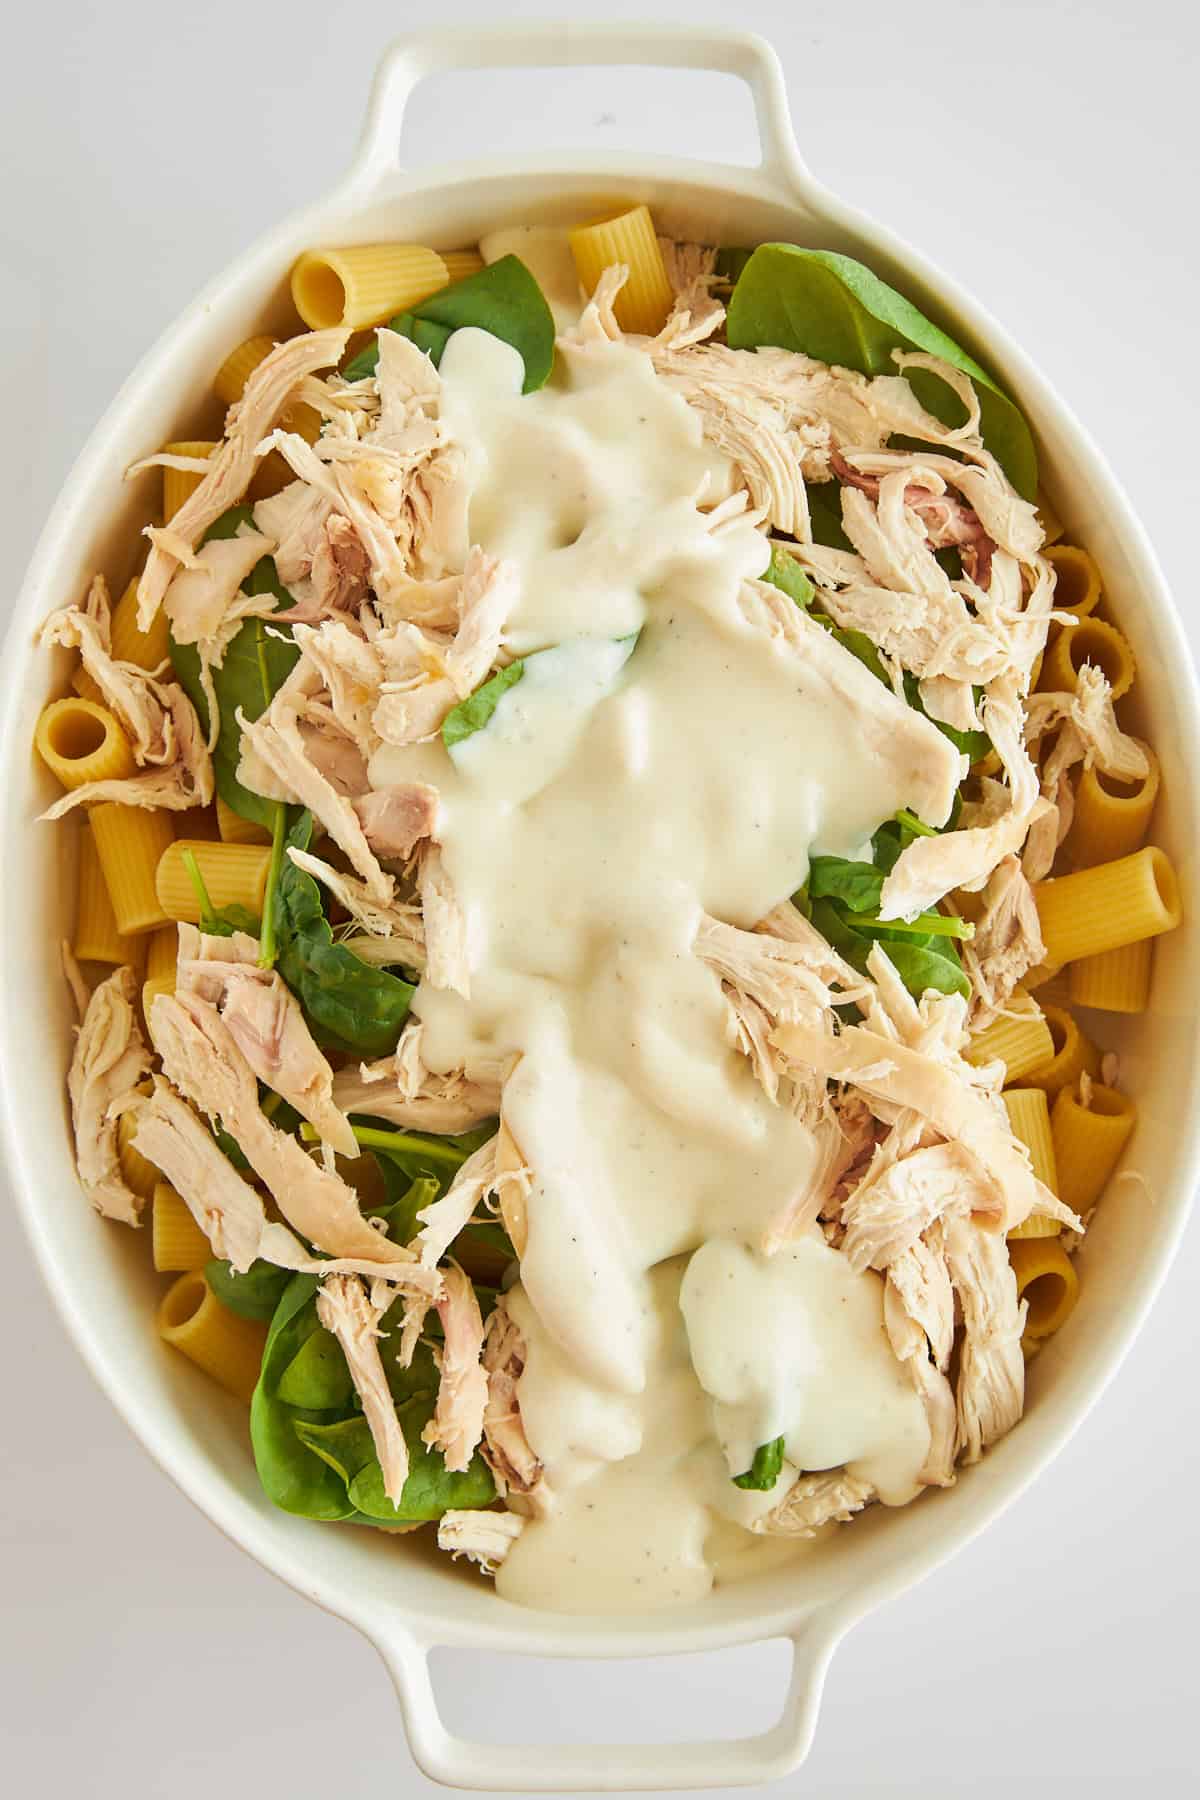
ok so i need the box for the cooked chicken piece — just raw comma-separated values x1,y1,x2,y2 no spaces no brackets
942,1213,1027,1463
135,328,349,629
238,694,393,900
413,1135,498,1268
761,1100,869,1252
309,512,372,617
493,1115,532,1258
755,899,866,993
286,847,426,966
696,912,854,1030
737,579,961,827
333,1024,498,1133
771,1019,1082,1236
422,1264,489,1472
650,241,725,352
841,447,1043,566
160,530,275,648
373,549,517,747
66,964,154,1224
317,1274,410,1505
888,1226,955,1371
174,923,354,1154
831,446,991,560
840,1139,992,1272
288,619,384,756
40,579,214,817
1026,664,1150,791
418,843,471,997
437,1508,524,1573
754,1470,874,1537
252,479,332,588
480,1303,544,1497
150,990,419,1269
652,360,811,537
353,783,440,860
883,1270,957,1487
962,854,1047,1025
879,676,1044,918
723,985,784,1103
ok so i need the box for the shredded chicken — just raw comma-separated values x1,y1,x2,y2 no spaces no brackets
422,1264,489,1472
66,964,153,1224
942,1213,1026,1463
316,1274,410,1505
333,1027,499,1134
755,1469,875,1536
480,1302,544,1498
962,854,1047,1025
418,843,472,997
413,1136,498,1268
437,1508,524,1573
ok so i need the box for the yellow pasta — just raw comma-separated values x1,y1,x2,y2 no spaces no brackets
217,795,271,845
117,1108,160,1205
1068,938,1153,1013
290,244,448,330
1008,1237,1080,1342
155,839,270,924
152,1181,212,1272
142,923,178,1026
1040,614,1135,699
157,1272,268,1403
71,665,103,705
1022,1001,1101,1099
1036,495,1065,548
110,574,170,671
569,204,674,336
35,697,136,792
440,248,485,282
174,805,221,841
1000,1087,1057,1202
1068,747,1160,867
1044,543,1100,620
90,803,174,935
213,333,275,407
1034,846,1181,967
1051,1081,1137,1217
162,441,217,521
74,821,136,965
966,994,1055,1084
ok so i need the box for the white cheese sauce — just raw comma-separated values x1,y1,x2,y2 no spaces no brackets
371,328,933,1612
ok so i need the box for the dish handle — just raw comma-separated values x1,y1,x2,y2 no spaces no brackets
352,24,806,189
375,1617,838,1792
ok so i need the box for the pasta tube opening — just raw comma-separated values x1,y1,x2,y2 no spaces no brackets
35,698,136,791
290,245,448,331
1009,1238,1080,1341
1041,616,1135,699
1044,544,1101,620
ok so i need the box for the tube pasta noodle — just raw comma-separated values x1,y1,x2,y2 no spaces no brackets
117,1107,160,1205
1040,614,1135,699
1022,1001,1101,1099
441,249,485,281
1035,846,1180,967
35,697,136,792
1003,1089,1060,1238
152,1181,212,1272
216,795,271,845
162,441,218,521
1068,938,1153,1014
75,821,139,966
213,333,275,407
1051,1082,1137,1217
91,803,174,935
142,923,178,1026
1069,748,1160,867
290,244,448,330
110,574,171,671
966,994,1055,1084
157,1271,269,1403
569,204,675,336
71,665,104,705
155,840,270,924
1043,543,1100,619
1008,1238,1080,1342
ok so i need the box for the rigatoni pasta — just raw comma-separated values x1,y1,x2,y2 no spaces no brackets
216,795,271,845
90,804,174,935
966,995,1055,1084
1051,1082,1137,1217
290,244,448,330
157,1272,269,1403
1040,614,1135,699
154,840,270,924
1068,749,1159,867
1068,939,1154,1013
110,574,171,671
161,441,217,521
1042,543,1100,620
1035,846,1181,967
35,697,135,791
1009,1238,1081,1343
1002,1088,1060,1233
152,1182,212,1273
74,822,136,966
1022,1002,1101,1100
569,204,674,335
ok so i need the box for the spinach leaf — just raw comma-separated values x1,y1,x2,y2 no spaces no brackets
902,672,991,762
761,543,814,609
808,896,970,1000
205,1257,291,1321
811,612,890,685
733,1436,785,1491
804,845,973,1001
169,506,301,829
715,246,755,285
342,256,555,393
808,856,883,913
273,813,414,1057
806,481,854,552
251,1275,496,1526
726,245,1038,499
442,659,526,750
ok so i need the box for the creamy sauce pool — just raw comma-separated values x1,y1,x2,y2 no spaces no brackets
371,329,931,1612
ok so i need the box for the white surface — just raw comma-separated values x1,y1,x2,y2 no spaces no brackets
1,0,1197,1792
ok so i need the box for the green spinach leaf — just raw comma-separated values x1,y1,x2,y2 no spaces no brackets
733,1436,786,1491
342,256,555,392
273,813,414,1057
761,542,814,609
205,1257,291,1321
250,1274,356,1521
726,245,1037,499
442,659,526,750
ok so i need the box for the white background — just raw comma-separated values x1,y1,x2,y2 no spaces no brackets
2,0,1197,1792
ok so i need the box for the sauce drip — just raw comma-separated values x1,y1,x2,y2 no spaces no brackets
371,329,933,1611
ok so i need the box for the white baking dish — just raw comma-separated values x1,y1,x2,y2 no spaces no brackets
3,23,1197,1791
